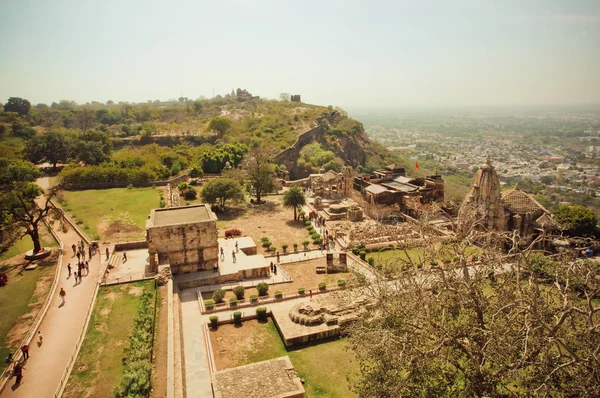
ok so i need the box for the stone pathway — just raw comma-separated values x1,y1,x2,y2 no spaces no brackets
0,217,108,397
179,288,213,397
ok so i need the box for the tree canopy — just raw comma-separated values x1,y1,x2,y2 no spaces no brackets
200,178,244,210
282,185,306,220
0,158,55,253
25,130,74,169
242,147,276,203
4,97,31,116
207,116,232,138
554,204,597,236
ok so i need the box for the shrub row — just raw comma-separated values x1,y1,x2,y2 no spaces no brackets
61,164,157,185
114,291,155,397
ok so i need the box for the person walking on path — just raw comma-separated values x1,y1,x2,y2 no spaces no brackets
59,288,66,305
67,263,71,277
88,246,92,259
76,251,80,262
20,344,30,360
122,251,127,263
74,271,78,284
13,363,24,385
232,250,236,263
309,290,313,300
105,247,110,261
220,247,224,260
84,261,89,274
235,241,239,252
37,331,43,346
71,244,76,256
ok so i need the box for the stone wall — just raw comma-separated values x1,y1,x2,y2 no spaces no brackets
273,125,325,177
147,221,218,274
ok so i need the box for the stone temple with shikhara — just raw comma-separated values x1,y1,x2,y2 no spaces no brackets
460,156,557,241
460,155,506,230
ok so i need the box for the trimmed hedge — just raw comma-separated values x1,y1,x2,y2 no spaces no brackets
209,315,218,328
61,164,157,185
250,295,258,302
304,220,312,226
256,307,268,321
257,282,269,296
232,285,245,299
298,287,306,295
233,311,242,325
229,297,238,306
212,289,226,303
338,279,346,288
318,282,326,290
274,291,283,299
114,291,154,397
204,299,215,310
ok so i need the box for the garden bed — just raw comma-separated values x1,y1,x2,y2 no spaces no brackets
63,280,156,398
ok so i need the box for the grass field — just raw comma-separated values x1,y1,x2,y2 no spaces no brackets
368,244,481,273
0,227,56,262
63,280,156,398
59,187,164,241
211,320,357,397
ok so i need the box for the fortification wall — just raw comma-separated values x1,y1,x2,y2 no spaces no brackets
273,125,325,177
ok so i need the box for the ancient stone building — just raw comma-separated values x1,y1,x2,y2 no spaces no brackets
290,94,301,102
502,185,556,237
146,204,218,274
460,156,506,230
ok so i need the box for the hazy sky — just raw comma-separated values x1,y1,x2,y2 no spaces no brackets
1,0,599,107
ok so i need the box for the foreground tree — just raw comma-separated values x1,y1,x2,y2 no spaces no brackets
345,211,600,397
242,147,275,204
200,178,244,210
0,158,57,254
282,185,306,220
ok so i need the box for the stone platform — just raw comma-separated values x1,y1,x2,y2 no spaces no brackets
212,356,304,398
271,291,372,346
24,247,52,260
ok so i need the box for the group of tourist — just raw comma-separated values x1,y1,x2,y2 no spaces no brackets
5,332,43,386
68,240,93,285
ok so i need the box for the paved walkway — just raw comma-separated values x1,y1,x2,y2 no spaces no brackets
1,188,107,397
180,289,213,397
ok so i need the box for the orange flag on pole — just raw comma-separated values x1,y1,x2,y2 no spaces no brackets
415,161,419,170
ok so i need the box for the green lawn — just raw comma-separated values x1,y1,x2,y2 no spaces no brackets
0,263,56,373
59,187,163,240
0,227,56,262
368,244,481,274
236,321,357,398
63,280,156,398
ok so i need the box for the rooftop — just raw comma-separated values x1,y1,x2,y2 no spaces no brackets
151,204,216,227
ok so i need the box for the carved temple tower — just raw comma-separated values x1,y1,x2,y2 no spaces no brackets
460,155,505,230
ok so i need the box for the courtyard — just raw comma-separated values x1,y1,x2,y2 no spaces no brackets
209,319,358,398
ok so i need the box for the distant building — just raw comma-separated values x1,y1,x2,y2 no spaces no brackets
291,94,301,102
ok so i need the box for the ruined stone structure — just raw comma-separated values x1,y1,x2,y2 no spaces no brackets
351,164,445,218
290,94,301,102
146,204,218,274
460,156,506,230
212,356,304,398
502,185,556,237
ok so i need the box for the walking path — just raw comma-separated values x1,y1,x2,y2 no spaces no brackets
1,189,107,397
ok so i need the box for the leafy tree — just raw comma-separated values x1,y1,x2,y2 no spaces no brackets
282,185,306,220
75,108,97,131
207,116,232,138
243,147,275,203
25,130,74,170
11,120,36,139
76,129,112,165
554,205,597,236
0,158,57,254
200,178,244,210
193,101,203,114
4,97,31,116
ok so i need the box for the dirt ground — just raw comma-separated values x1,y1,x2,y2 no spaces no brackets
216,195,315,253
100,218,144,243
201,258,355,301
152,285,168,398
209,319,278,371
